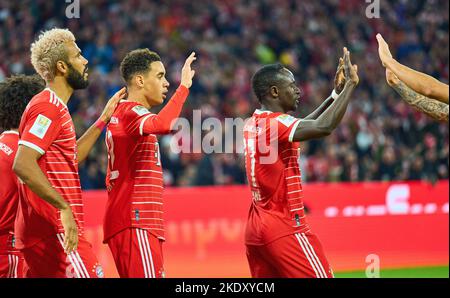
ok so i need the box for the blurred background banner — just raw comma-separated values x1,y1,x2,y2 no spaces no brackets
83,180,449,277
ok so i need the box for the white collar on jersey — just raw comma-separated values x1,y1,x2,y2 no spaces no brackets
254,109,273,115
44,88,67,108
1,130,19,135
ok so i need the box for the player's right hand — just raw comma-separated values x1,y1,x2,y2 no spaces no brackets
343,47,359,86
334,57,345,93
376,33,394,68
61,207,78,254
180,52,197,89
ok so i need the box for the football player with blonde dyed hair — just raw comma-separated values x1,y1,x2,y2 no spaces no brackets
13,28,126,278
30,28,76,82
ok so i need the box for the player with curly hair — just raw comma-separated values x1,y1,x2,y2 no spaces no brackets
0,74,45,278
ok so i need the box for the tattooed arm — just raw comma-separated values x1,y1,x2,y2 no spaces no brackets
377,34,449,104
386,69,449,122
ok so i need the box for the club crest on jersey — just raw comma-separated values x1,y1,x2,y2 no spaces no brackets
276,114,297,127
29,114,52,139
132,106,150,116
95,264,104,278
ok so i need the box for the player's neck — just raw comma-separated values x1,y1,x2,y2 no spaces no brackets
127,91,151,109
47,79,73,105
260,102,286,114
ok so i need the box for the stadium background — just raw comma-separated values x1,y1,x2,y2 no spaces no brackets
0,0,448,277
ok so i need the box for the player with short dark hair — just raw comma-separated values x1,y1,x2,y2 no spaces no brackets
0,74,45,278
243,47,359,278
104,49,196,278
120,49,163,83
12,28,126,278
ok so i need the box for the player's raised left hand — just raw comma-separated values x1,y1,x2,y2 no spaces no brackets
376,33,394,68
100,87,127,123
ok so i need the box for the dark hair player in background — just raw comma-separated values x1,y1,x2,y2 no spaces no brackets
243,48,359,278
0,74,45,278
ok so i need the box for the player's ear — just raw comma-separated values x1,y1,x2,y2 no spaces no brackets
270,86,279,98
134,75,145,88
56,60,68,76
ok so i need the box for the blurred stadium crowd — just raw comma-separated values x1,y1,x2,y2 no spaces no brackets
0,0,448,189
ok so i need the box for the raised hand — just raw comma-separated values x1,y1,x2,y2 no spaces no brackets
334,57,345,93
376,33,394,68
180,52,197,89
343,47,359,86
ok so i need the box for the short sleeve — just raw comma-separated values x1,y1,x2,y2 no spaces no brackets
19,102,63,155
123,105,156,136
269,114,301,144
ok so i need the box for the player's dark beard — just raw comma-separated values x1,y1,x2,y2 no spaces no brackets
66,63,89,90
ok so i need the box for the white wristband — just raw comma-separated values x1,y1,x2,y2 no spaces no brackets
331,89,339,100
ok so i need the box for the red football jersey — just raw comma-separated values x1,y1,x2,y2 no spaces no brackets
0,131,20,253
104,86,189,242
15,88,84,249
243,109,310,245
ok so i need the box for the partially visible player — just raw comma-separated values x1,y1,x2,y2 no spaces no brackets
385,69,448,122
376,34,448,122
0,75,45,278
377,33,449,104
243,47,359,278
104,49,196,278
12,28,126,278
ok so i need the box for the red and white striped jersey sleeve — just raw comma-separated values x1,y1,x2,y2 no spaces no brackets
18,101,63,155
269,114,302,144
124,85,190,137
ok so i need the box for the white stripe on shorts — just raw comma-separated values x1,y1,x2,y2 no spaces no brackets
136,229,152,277
295,233,322,278
296,233,328,278
57,233,84,278
299,233,328,278
142,229,156,278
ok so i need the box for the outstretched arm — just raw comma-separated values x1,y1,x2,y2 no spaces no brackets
377,33,449,104
292,48,359,142
302,95,334,121
303,57,345,120
386,69,449,122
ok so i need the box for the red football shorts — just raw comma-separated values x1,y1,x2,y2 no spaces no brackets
0,233,25,278
107,228,164,278
246,231,334,278
0,252,25,278
21,233,103,278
